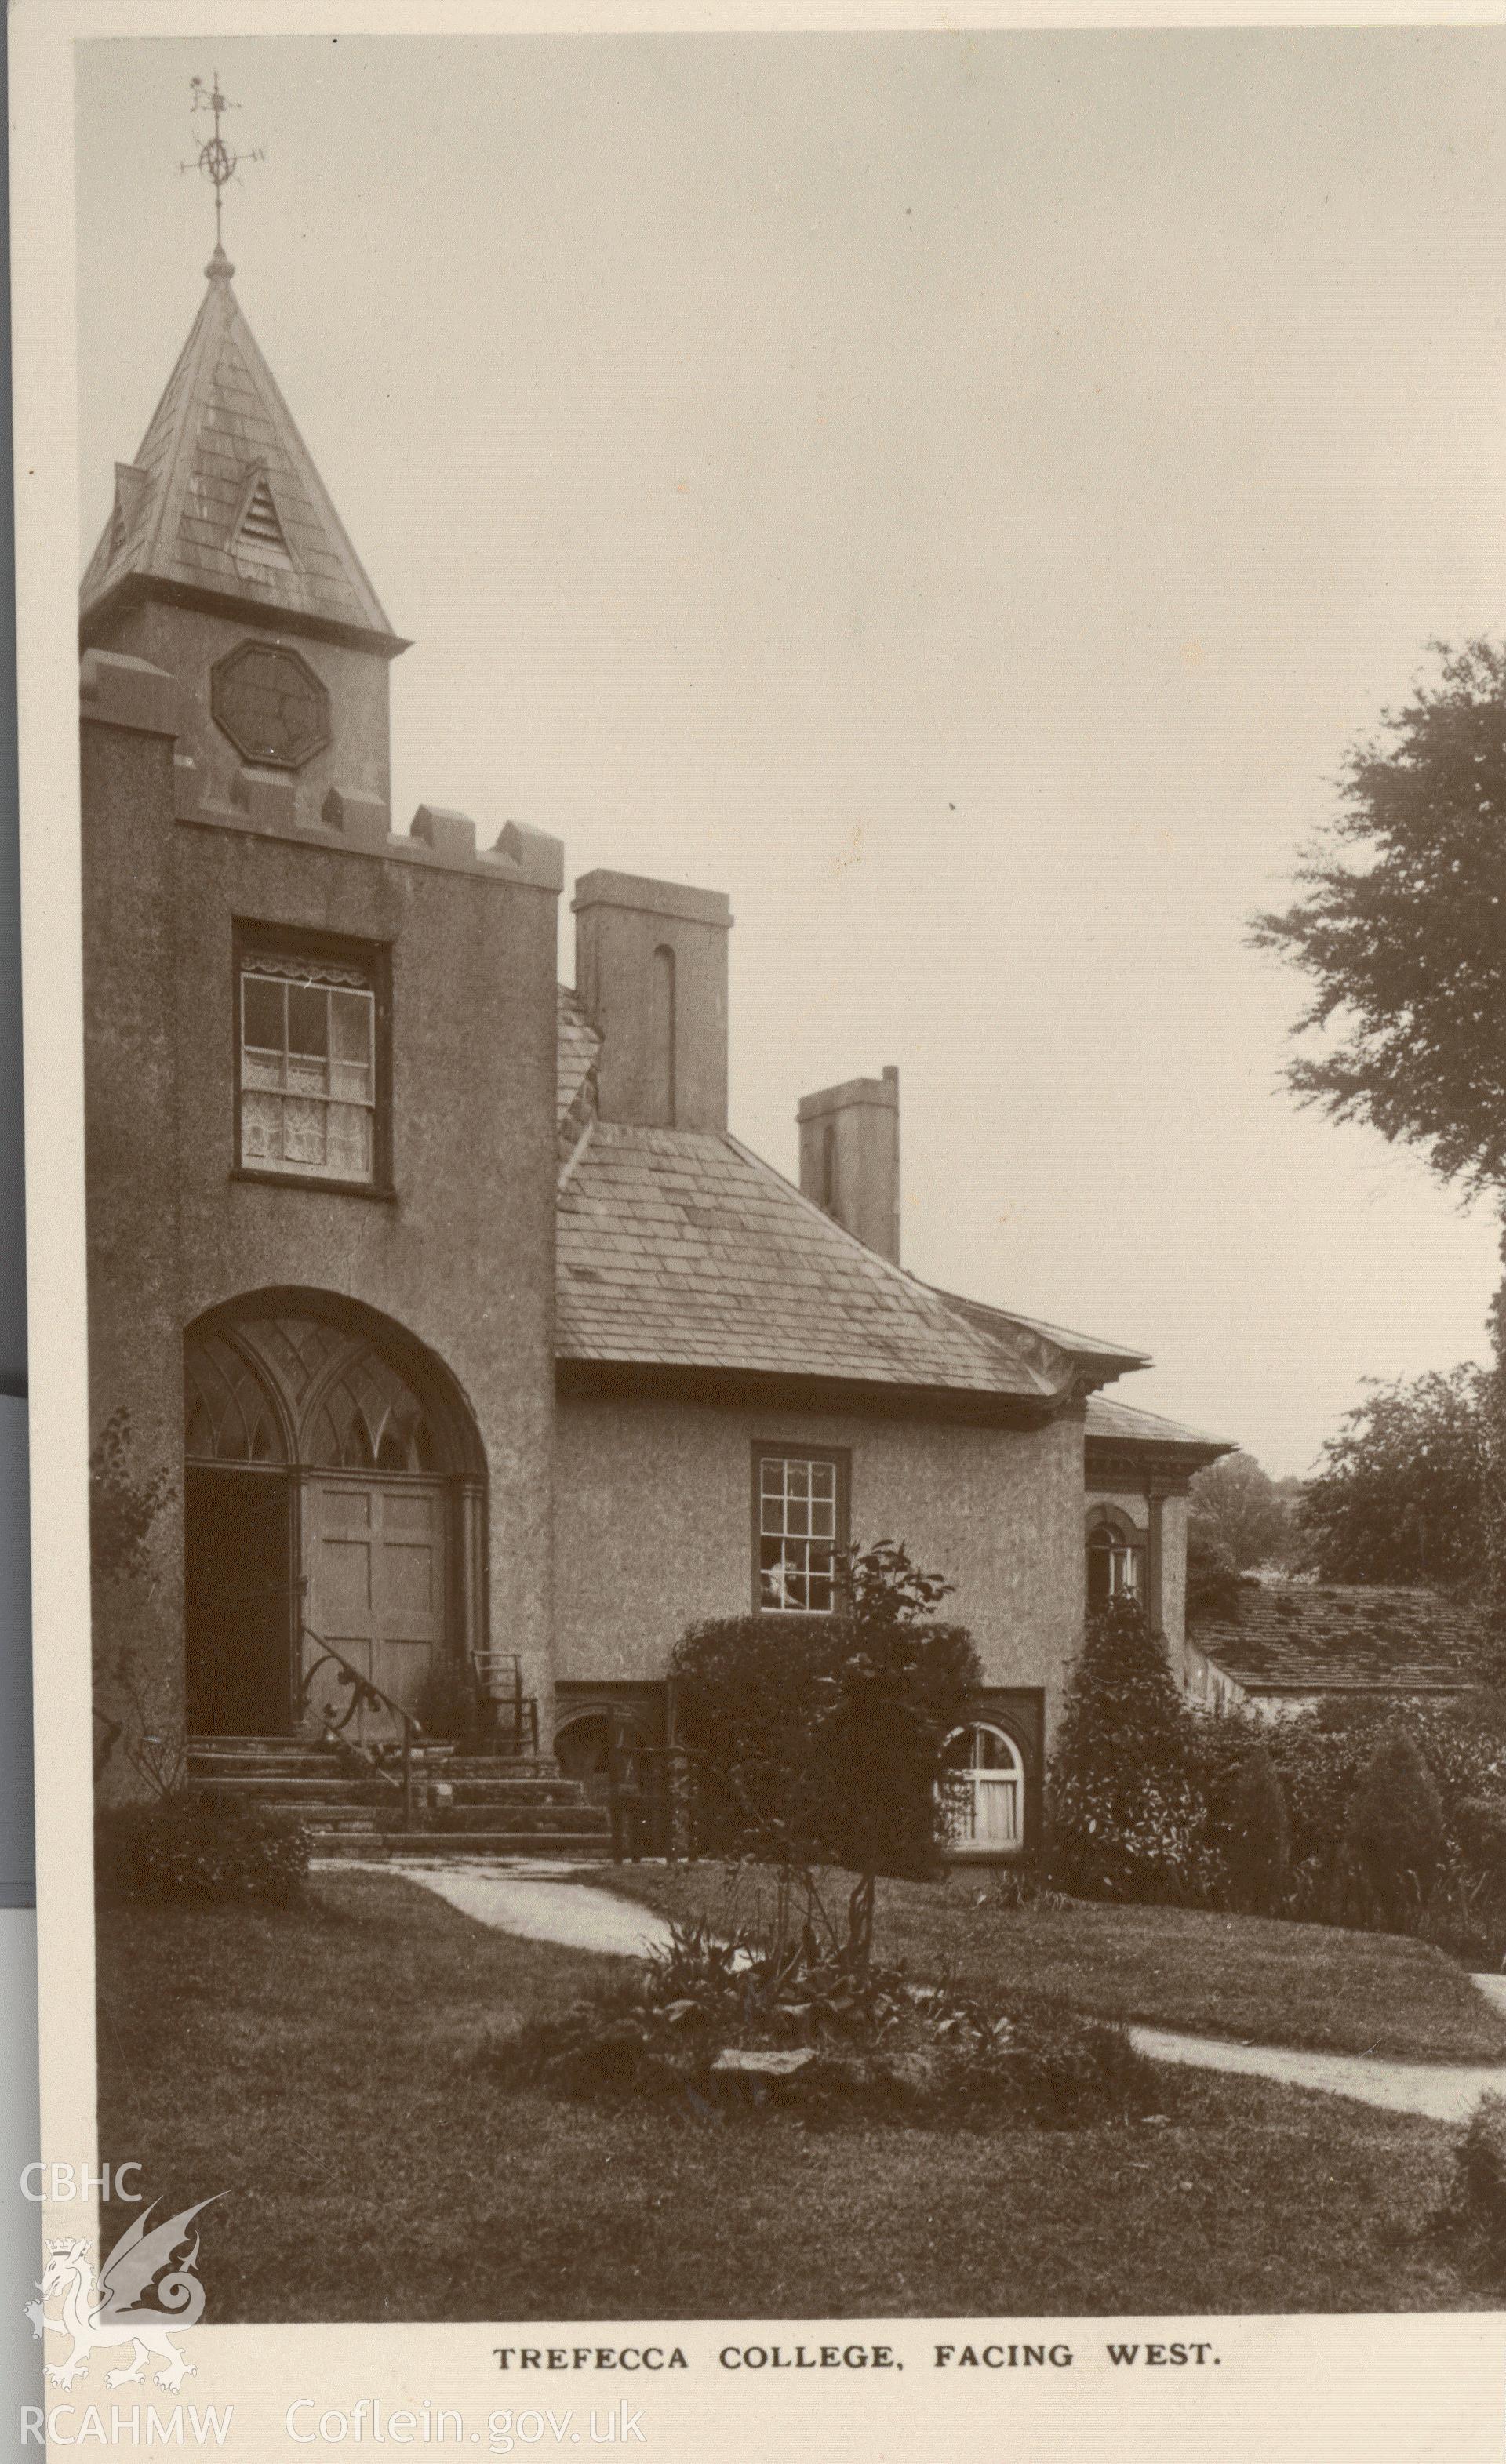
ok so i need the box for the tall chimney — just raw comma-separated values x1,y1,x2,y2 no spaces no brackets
798,1067,901,1263
573,870,732,1132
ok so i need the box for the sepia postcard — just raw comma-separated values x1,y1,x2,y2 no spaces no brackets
12,2,1506,2457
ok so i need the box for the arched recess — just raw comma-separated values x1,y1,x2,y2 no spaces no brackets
183,1290,486,1739
1086,1504,1146,1612
555,1705,656,1807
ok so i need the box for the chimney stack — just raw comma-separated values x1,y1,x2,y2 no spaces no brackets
573,870,732,1133
798,1067,901,1263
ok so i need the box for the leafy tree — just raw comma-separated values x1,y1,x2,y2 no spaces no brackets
1184,1528,1244,1625
810,1545,981,1964
670,1543,981,1967
1188,1451,1294,1570
1251,638,1506,1194
1251,637,1506,1647
1297,1364,1488,1589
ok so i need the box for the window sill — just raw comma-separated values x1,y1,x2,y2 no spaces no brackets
230,1168,397,1204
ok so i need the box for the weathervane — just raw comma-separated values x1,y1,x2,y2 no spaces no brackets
180,73,263,270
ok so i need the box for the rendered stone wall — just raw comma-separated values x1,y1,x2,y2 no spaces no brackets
82,658,562,1796
554,1387,1085,1750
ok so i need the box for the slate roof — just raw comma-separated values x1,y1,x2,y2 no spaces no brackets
80,254,402,652
932,1286,1148,1380
1191,1583,1483,1695
553,990,1153,1403
1086,1392,1234,1459
557,987,602,1159
556,1121,1081,1394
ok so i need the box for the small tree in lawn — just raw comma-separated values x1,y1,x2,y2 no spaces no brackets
1226,1743,1293,1916
671,1543,980,1972
1346,1724,1447,1927
1049,1601,1211,1903
808,1543,981,1970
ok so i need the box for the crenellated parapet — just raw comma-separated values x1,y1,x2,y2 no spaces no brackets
80,649,562,891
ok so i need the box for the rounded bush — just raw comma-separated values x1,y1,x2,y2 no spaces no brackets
97,1796,310,1904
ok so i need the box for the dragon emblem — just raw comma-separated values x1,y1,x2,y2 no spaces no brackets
27,2198,220,2390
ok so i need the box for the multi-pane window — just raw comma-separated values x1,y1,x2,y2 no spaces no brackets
1086,1523,1142,1609
758,1453,842,1614
240,957,376,1184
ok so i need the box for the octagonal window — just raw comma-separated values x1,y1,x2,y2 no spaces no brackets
211,640,330,770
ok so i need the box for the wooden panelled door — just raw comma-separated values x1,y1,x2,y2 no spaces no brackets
301,1476,447,1728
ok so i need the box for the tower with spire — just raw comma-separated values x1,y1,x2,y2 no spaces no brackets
80,235,409,832
78,96,566,1792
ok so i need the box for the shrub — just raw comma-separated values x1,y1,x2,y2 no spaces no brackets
669,1615,838,1858
486,1923,1167,2132
1346,1724,1447,1923
1048,1601,1221,1903
1447,2095,1506,2262
671,1543,982,1957
1454,1794,1506,1877
1225,1744,1293,1915
97,1795,310,1904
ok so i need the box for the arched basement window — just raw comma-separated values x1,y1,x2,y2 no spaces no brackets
938,1723,1025,1856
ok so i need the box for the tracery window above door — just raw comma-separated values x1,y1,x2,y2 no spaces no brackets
184,1331,286,1463
186,1317,438,1474
304,1346,437,1472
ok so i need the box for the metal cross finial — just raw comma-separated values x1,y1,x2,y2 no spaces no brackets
180,72,264,273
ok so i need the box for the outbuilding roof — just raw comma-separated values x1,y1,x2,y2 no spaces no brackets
1191,1583,1483,1695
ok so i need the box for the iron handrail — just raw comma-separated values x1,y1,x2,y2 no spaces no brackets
297,1622,427,1830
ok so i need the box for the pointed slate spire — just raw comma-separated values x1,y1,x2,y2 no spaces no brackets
80,256,406,658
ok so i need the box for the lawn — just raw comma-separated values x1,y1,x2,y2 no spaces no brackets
96,1872,1495,2320
585,1861,1506,2063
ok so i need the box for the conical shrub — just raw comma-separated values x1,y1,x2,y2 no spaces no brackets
1346,1722,1446,1924
1226,1743,1292,1915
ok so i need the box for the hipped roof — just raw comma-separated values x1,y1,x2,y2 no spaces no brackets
555,990,1155,1412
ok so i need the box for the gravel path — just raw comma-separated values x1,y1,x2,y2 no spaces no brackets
326,1855,1506,2123
333,1858,677,1959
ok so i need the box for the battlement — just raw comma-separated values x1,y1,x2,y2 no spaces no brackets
80,649,562,891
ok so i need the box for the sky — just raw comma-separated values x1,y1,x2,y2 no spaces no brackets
75,30,1506,1477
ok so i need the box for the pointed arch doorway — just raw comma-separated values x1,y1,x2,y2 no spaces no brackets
184,1295,486,1738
